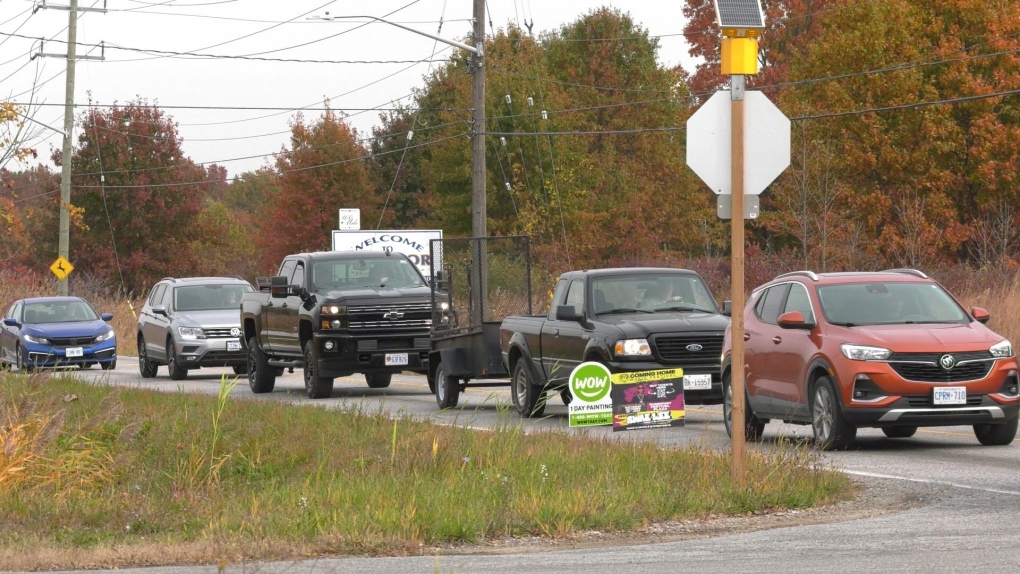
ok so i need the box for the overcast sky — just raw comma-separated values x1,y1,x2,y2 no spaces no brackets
1,0,696,178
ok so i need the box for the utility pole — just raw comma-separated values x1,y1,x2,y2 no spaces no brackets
33,0,106,295
470,0,487,327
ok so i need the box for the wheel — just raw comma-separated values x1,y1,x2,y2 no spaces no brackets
303,340,334,399
560,388,572,405
138,336,158,378
974,415,1018,446
366,373,392,388
435,362,460,409
882,426,918,438
232,365,247,375
511,360,545,418
811,376,856,451
100,359,116,371
166,338,188,381
16,343,32,373
247,336,276,394
723,371,765,441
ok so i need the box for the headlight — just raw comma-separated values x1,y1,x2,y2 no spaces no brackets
440,302,450,311
990,340,1013,358
96,329,115,342
23,334,49,344
177,327,205,340
322,305,345,315
614,338,651,357
841,344,891,361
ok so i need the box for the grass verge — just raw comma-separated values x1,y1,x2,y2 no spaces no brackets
1,372,853,571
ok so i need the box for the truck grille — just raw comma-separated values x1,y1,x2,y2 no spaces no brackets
652,333,724,365
887,351,995,383
347,302,433,332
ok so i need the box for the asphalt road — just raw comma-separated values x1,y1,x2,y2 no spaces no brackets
19,359,1020,574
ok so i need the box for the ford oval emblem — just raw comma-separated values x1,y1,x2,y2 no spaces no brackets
939,354,956,370
686,344,704,352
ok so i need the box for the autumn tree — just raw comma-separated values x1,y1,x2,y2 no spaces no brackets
70,99,207,292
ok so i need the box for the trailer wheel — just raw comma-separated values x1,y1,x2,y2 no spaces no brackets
512,360,546,418
435,362,459,409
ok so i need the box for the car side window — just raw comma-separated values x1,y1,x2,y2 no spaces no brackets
279,259,297,281
148,284,166,307
547,279,568,318
565,280,585,309
757,284,790,325
783,283,814,322
6,302,21,320
161,286,173,310
291,262,305,288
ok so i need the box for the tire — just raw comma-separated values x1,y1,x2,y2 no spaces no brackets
16,343,31,373
138,336,158,378
232,365,247,375
882,426,918,439
511,360,545,418
81,363,93,369
723,371,765,442
303,340,334,399
974,415,1018,446
101,359,117,371
166,338,188,381
435,362,460,409
426,368,437,394
366,373,392,389
247,336,276,394
560,388,572,406
811,376,856,451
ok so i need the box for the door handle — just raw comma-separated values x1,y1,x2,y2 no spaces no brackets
267,302,274,308
554,329,560,336
743,332,750,341
772,336,782,344
282,303,289,309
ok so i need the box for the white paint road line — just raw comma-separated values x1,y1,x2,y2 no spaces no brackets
844,470,1020,497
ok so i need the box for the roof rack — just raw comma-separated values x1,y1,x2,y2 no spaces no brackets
884,268,928,279
160,277,176,283
774,270,819,282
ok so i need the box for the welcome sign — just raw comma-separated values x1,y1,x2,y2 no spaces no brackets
331,229,442,278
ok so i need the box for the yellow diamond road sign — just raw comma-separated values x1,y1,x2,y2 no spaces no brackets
50,256,74,280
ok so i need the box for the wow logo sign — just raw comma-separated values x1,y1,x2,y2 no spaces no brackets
567,362,614,427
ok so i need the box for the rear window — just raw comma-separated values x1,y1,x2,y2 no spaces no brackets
817,282,968,325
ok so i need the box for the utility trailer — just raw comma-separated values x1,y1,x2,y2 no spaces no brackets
427,236,532,408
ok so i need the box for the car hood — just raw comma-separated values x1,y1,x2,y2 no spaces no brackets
172,309,241,328
317,286,432,302
22,320,111,338
841,322,1005,351
598,311,730,338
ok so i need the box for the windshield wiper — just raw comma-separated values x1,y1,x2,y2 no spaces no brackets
654,304,704,313
597,308,654,315
829,321,857,327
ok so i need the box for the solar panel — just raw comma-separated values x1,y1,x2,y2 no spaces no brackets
713,0,765,29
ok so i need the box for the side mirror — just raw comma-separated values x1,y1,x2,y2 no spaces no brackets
721,300,732,317
971,306,990,324
777,311,815,330
3,317,19,327
101,313,113,321
270,276,292,299
555,305,584,323
151,305,167,316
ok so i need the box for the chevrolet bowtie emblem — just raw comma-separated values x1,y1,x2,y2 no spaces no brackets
383,311,404,320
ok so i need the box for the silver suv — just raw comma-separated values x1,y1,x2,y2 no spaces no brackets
137,276,254,380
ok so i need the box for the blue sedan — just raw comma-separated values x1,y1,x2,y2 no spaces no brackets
1,297,117,372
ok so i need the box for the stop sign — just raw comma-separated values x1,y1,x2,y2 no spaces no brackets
686,91,790,195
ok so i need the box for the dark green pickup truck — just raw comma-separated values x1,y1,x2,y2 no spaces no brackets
240,250,433,399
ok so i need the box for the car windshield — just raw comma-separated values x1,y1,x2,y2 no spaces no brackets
311,257,425,292
592,273,718,314
817,281,969,325
174,284,254,311
23,300,98,323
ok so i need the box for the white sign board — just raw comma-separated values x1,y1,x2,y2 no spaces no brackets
686,91,791,195
331,229,442,278
338,208,361,230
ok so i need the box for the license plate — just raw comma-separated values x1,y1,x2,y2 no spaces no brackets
933,386,967,405
683,374,713,390
385,353,408,366
65,347,84,358
227,340,241,352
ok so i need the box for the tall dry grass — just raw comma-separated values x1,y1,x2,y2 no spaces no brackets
0,269,143,356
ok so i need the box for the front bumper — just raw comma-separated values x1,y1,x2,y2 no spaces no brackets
24,340,117,368
176,336,247,368
842,397,1019,427
313,332,430,379
606,360,723,405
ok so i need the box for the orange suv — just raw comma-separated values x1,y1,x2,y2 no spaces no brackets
722,269,1019,450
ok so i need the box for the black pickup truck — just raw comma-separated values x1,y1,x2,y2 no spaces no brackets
499,267,729,416
240,250,433,398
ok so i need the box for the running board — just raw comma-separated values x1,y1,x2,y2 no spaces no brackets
268,359,303,369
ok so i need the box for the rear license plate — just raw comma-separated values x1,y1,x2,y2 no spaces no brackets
933,386,967,405
65,347,84,358
683,374,712,390
227,340,241,352
385,353,409,366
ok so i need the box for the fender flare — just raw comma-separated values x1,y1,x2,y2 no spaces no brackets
504,331,545,386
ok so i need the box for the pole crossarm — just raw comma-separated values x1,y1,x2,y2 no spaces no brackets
308,14,480,55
